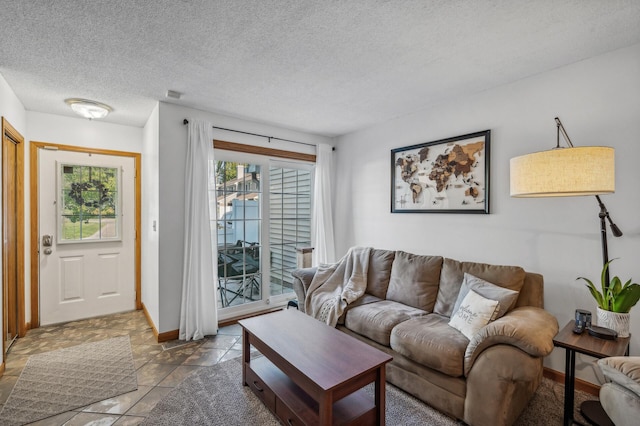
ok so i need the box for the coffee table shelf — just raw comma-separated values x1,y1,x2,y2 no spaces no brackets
248,356,376,425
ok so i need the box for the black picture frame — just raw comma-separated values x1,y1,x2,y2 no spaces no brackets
391,130,490,214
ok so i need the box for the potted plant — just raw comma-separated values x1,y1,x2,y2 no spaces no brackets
577,259,640,337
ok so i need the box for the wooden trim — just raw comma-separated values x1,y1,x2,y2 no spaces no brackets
543,367,600,396
158,329,180,343
218,306,284,328
218,319,239,328
15,126,25,338
141,303,159,339
30,141,141,158
141,303,179,343
29,141,142,328
2,117,26,349
0,362,5,378
214,139,316,163
29,142,38,327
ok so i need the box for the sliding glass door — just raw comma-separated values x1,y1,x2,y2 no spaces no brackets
215,160,262,309
213,151,313,319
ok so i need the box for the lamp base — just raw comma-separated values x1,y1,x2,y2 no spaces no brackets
587,325,618,340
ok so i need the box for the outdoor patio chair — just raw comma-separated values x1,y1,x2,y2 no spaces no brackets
217,241,261,307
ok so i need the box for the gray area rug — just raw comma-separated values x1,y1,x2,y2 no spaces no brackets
0,336,138,426
144,356,598,425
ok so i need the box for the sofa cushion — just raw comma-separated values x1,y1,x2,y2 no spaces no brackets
433,258,526,317
366,249,395,299
391,314,469,378
337,293,382,325
452,273,520,321
386,251,443,312
448,290,499,339
344,300,426,346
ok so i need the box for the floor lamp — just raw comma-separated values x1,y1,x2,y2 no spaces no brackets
510,117,620,280
510,117,620,426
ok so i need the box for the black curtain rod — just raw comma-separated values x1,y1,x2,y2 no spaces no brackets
183,118,326,149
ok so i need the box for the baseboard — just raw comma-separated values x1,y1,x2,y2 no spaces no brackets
157,329,179,342
141,303,160,341
0,361,5,378
140,304,178,342
543,367,600,396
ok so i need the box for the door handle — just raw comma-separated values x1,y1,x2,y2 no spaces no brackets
42,235,53,247
42,234,53,255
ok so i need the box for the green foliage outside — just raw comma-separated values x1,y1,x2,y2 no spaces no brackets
62,220,101,240
61,164,118,240
216,161,238,183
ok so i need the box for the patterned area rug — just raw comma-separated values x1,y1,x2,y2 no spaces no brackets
0,336,138,426
143,356,598,426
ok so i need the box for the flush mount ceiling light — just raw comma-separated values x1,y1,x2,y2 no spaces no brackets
64,98,112,120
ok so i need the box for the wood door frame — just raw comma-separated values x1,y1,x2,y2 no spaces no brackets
29,141,142,328
1,118,25,344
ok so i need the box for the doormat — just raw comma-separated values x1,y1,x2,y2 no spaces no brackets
0,336,138,425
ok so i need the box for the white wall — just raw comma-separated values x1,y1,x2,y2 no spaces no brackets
0,73,27,367
334,43,640,384
0,75,26,133
142,103,160,328
155,102,332,333
25,112,143,323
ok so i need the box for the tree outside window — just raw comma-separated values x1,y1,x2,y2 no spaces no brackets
60,164,119,241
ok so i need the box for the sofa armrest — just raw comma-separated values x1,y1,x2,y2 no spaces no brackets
598,357,640,398
291,267,317,313
464,306,559,376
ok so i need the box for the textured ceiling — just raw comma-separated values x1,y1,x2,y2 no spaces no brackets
1,1,639,136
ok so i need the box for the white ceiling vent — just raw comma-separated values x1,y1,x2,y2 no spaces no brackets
166,90,182,100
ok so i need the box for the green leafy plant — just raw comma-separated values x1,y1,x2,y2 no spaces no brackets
578,259,640,313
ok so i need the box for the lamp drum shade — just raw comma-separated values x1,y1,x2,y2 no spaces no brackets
510,146,614,197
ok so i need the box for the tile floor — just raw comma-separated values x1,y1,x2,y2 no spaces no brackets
0,310,243,425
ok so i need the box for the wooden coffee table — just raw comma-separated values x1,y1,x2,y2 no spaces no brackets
239,309,393,425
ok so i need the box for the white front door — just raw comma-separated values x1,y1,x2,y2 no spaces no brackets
39,149,136,325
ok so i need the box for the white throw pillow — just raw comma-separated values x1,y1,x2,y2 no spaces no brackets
452,273,520,321
448,289,499,340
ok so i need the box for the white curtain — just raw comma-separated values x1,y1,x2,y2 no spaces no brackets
312,143,336,265
179,119,218,340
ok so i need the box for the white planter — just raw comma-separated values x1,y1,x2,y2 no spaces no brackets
597,307,631,338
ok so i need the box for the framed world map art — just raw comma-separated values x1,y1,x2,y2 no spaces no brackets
391,130,490,213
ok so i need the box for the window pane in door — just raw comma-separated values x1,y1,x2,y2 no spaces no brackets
58,164,120,243
269,167,312,297
215,161,262,309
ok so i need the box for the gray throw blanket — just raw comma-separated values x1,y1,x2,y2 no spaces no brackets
304,246,371,326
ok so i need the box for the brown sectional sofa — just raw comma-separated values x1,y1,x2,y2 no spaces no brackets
292,249,559,426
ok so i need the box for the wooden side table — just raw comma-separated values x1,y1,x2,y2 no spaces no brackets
553,321,630,426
